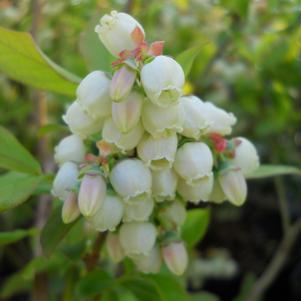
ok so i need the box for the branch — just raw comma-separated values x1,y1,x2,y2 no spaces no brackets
245,218,301,301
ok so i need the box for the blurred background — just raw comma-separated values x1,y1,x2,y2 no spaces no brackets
0,0,301,300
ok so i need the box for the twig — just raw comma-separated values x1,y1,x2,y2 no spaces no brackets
245,218,301,301
83,232,107,272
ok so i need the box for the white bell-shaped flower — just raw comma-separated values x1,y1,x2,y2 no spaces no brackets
123,197,154,222
202,102,237,135
61,192,80,224
141,56,184,107
137,133,178,170
174,142,213,185
152,168,178,202
95,10,145,57
119,222,157,256
106,232,125,263
87,194,124,231
177,173,214,203
219,169,247,206
231,137,260,175
76,71,111,119
78,174,107,217
52,162,79,201
142,101,183,138
209,178,227,204
158,200,186,229
63,101,103,139
110,159,152,203
112,91,143,133
132,245,162,274
180,95,208,139
54,134,85,166
102,118,144,152
162,241,188,276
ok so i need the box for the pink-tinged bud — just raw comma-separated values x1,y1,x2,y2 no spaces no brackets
218,169,247,206
106,232,125,263
78,174,107,217
177,174,214,204
112,91,143,133
123,197,154,222
119,222,157,256
110,65,136,101
162,241,188,276
61,191,80,224
132,245,162,274
87,194,124,231
174,142,213,185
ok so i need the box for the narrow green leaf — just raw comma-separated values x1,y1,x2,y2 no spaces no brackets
246,164,301,179
79,14,115,72
0,228,36,246
181,208,210,247
41,205,79,256
0,126,41,174
176,46,201,77
76,269,114,299
0,172,41,212
0,26,80,96
119,276,164,301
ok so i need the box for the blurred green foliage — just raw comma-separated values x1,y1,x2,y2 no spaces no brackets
0,0,301,300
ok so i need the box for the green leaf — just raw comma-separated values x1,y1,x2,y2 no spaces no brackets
0,26,80,96
0,126,41,174
0,228,36,246
176,46,201,77
119,276,163,301
79,14,115,72
41,205,80,256
181,208,210,247
76,269,114,299
246,164,301,179
189,292,220,301
0,172,41,212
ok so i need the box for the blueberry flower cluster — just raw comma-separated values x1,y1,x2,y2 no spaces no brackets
52,11,259,276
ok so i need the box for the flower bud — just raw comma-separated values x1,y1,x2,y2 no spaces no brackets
158,200,186,229
218,169,247,206
209,178,226,204
78,174,107,217
119,222,157,256
132,245,162,274
162,241,188,276
52,162,79,201
76,71,111,119
54,134,85,166
137,133,177,170
152,168,178,202
102,118,144,152
202,102,236,135
177,174,214,203
174,142,213,185
142,101,183,138
112,91,143,133
87,194,124,231
110,65,136,101
231,137,260,175
141,56,184,107
95,10,145,57
110,159,152,203
123,197,154,222
180,96,208,139
61,191,80,224
106,232,125,263
63,101,103,138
